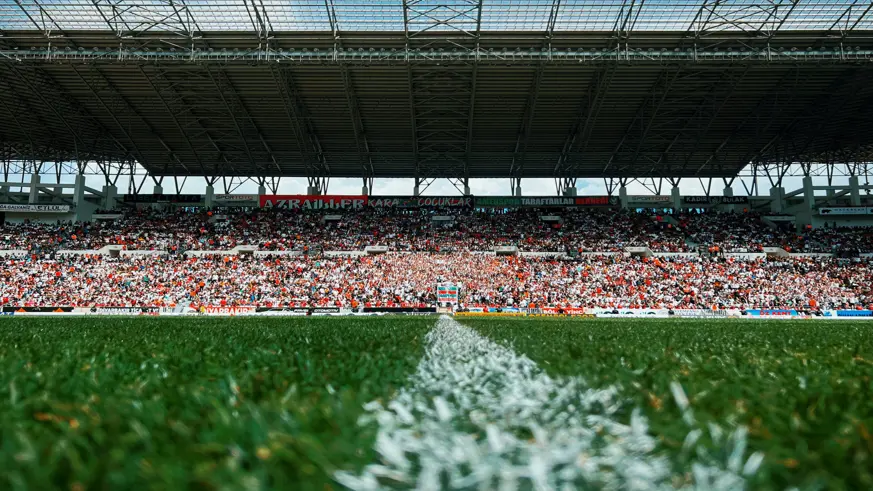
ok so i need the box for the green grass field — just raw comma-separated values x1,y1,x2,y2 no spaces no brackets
0,317,871,490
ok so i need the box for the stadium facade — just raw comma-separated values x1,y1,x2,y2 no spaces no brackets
1,0,872,222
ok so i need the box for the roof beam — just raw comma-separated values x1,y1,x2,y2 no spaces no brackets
7,63,129,161
510,67,543,180
325,0,373,180
463,0,484,179
690,0,799,36
203,67,262,174
244,0,273,49
0,73,58,150
625,70,686,171
402,2,420,176
848,1,873,32
339,68,374,181
770,0,799,35
698,67,803,170
402,0,482,179
554,66,615,177
206,67,282,174
756,68,872,162
603,68,683,174
69,64,156,172
170,0,200,35
511,0,558,180
738,72,813,163
557,0,642,178
689,0,721,34
404,0,482,37
139,66,209,174
0,96,36,149
68,52,193,174
13,0,62,36
270,67,329,177
613,0,643,39
677,68,749,173
830,0,873,32
90,0,129,34
98,0,195,38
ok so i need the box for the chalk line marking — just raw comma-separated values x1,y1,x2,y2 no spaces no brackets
336,316,761,490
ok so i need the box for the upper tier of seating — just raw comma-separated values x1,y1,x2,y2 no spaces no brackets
2,208,871,255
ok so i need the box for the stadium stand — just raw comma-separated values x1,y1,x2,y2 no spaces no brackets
1,253,871,311
4,207,871,254
1,207,871,311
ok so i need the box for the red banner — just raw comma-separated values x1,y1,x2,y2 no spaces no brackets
259,195,369,210
575,196,613,206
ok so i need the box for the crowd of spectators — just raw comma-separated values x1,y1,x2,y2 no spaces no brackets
2,206,872,310
3,207,872,255
0,207,775,254
1,253,870,311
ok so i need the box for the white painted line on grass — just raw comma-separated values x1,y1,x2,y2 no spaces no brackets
336,316,761,490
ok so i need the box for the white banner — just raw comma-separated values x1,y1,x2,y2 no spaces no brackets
80,307,160,315
672,309,728,318
0,204,71,213
592,308,670,318
818,207,873,216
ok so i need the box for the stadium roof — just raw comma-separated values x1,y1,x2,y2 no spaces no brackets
3,1,873,33
2,1,873,181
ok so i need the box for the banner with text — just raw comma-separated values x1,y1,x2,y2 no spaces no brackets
592,308,670,318
831,310,873,317
539,307,588,316
818,207,873,216
85,307,160,315
682,196,750,205
628,195,671,204
744,309,798,317
2,306,75,314
0,204,71,213
260,195,369,210
475,196,615,208
202,306,257,315
671,309,729,318
215,194,258,202
369,196,473,208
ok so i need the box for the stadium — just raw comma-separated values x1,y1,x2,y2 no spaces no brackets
1,0,873,489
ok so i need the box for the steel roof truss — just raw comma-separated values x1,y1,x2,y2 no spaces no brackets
204,66,278,175
69,63,186,174
139,66,212,174
270,67,329,178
